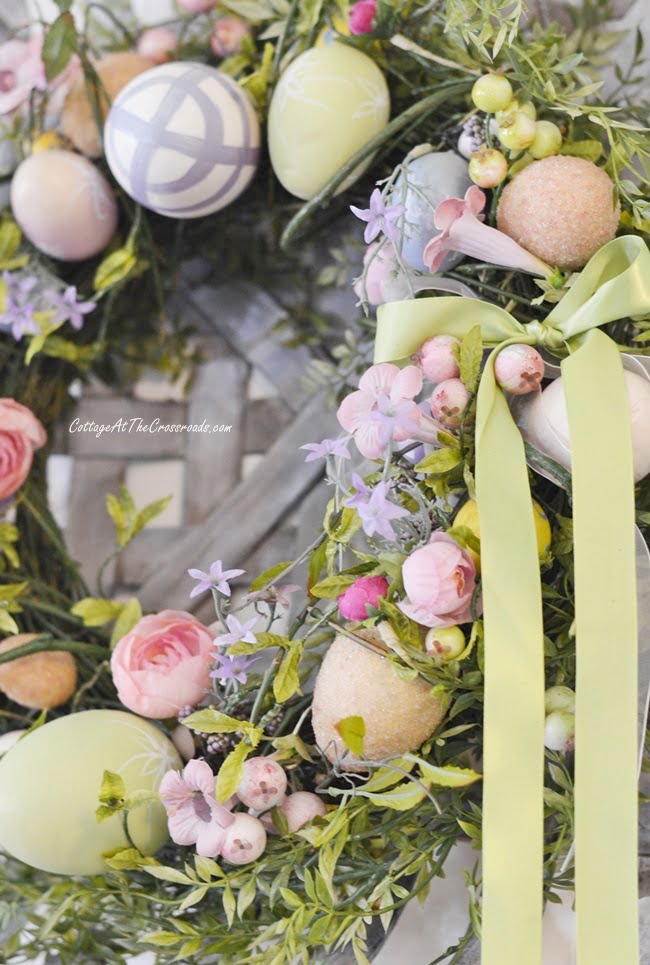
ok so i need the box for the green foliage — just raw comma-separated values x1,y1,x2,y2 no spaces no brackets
106,486,171,550
335,715,366,755
42,12,77,81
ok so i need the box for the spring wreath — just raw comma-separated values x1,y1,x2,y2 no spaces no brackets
1,1,650,963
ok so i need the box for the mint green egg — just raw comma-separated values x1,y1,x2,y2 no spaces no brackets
0,710,181,875
268,45,390,201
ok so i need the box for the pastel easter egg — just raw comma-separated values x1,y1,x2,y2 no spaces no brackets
0,710,181,875
312,629,446,770
268,45,390,201
11,150,118,261
525,368,650,483
390,150,472,270
104,62,260,218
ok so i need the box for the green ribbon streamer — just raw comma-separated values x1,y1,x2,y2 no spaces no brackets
373,236,650,964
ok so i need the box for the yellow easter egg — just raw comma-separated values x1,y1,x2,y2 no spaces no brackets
0,710,181,875
312,629,446,770
268,45,390,200
454,498,551,572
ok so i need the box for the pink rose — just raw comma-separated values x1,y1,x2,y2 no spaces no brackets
338,575,389,620
211,17,251,58
0,399,46,502
111,610,214,718
399,533,479,628
348,0,377,35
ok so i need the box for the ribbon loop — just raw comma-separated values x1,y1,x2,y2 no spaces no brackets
524,319,566,352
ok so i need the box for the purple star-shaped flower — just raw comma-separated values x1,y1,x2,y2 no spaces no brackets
188,559,245,599
300,437,351,463
350,188,406,244
213,614,258,648
347,478,409,541
365,394,422,446
210,652,259,684
0,272,39,342
47,285,96,331
343,472,373,510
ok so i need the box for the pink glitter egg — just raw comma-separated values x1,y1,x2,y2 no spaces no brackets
419,335,461,384
136,27,178,64
11,150,117,261
496,156,620,270
236,757,287,810
430,378,470,428
494,344,545,395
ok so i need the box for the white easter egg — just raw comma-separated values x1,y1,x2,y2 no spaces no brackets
390,150,472,270
11,150,118,261
268,45,390,201
105,62,260,218
525,369,650,482
0,710,181,875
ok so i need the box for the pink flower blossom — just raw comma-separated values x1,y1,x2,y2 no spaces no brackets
399,532,479,628
211,17,251,58
423,185,551,278
0,36,45,115
338,575,389,620
111,611,214,718
337,363,439,459
348,0,377,34
0,398,46,502
137,27,178,64
159,759,234,856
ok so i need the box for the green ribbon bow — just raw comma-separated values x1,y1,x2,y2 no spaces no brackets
374,236,650,965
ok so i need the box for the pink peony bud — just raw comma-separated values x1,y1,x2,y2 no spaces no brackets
221,813,267,864
337,575,389,621
236,757,287,810
348,0,377,35
418,335,461,384
210,17,251,58
399,532,478,629
136,27,178,63
430,378,471,428
494,344,545,395
280,791,327,832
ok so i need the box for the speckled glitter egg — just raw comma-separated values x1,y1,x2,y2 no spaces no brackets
497,156,620,270
11,150,118,261
311,629,446,769
62,52,155,158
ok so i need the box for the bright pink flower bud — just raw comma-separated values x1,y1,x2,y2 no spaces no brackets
337,575,389,621
348,0,377,35
399,532,479,629
430,378,470,428
494,344,545,395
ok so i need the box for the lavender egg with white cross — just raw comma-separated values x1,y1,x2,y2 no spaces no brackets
104,62,260,219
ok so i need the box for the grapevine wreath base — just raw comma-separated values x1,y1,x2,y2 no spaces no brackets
1,1,650,964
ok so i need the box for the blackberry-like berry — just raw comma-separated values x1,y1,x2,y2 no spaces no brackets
264,709,286,737
177,704,195,724
206,734,232,755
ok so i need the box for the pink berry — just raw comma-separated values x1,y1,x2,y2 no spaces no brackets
280,792,327,833
430,378,471,428
221,813,267,865
236,757,287,810
419,335,461,384
136,27,178,64
337,575,389,621
178,0,216,11
494,344,545,395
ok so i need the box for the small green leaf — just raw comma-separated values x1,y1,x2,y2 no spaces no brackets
98,769,126,804
110,597,142,650
71,597,124,627
184,708,250,735
272,733,314,762
237,877,257,917
0,609,19,634
459,325,483,393
229,631,289,656
222,884,236,928
103,847,157,871
415,447,462,475
405,755,482,787
310,574,356,599
216,741,252,802
273,641,303,703
140,930,184,947
42,12,77,82
0,220,21,260
334,715,365,756
350,780,427,811
94,248,137,292
249,561,292,592
144,865,195,885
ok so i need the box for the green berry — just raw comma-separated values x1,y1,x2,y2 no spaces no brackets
468,147,508,188
544,685,575,715
529,120,563,159
424,626,466,663
498,111,536,150
519,101,537,120
544,710,575,753
471,74,513,113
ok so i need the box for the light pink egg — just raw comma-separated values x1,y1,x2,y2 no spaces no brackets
11,150,118,262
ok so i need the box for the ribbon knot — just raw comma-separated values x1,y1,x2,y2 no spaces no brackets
524,319,565,352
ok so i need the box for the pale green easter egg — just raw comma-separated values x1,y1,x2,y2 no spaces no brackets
268,45,390,200
0,710,181,875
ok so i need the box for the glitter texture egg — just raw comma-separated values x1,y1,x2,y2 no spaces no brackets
497,156,620,270
0,710,181,875
312,630,446,769
525,368,650,483
11,150,118,261
62,52,155,158
268,45,390,201
104,62,261,218
390,151,471,270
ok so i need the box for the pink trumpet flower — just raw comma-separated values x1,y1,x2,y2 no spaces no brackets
423,186,552,278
